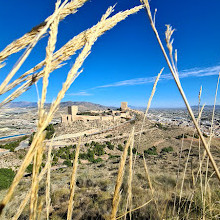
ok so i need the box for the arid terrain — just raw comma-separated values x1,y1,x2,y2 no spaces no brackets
0,102,219,219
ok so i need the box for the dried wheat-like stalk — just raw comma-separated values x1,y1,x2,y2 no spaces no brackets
67,137,81,220
177,105,205,216
203,72,220,218
116,199,152,219
187,74,220,219
133,68,163,168
143,155,160,218
36,198,44,220
0,63,5,69
0,0,89,64
29,137,45,220
40,0,61,110
0,4,139,215
29,3,62,217
110,128,134,220
174,87,203,217
140,0,220,181
0,5,143,106
124,136,134,220
0,0,68,95
12,160,50,220
46,140,53,220
172,133,185,216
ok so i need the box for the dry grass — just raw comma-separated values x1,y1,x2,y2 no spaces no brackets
140,0,220,181
0,2,144,218
0,0,89,64
110,128,134,220
0,0,219,219
67,137,81,220
0,5,143,107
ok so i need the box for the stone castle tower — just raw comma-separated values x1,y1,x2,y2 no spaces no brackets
68,106,78,116
121,102,128,111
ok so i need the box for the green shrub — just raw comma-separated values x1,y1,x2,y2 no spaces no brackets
72,144,76,149
128,147,137,155
175,134,187,139
117,144,123,151
105,134,112,138
0,168,15,190
105,141,114,150
161,146,173,153
93,144,105,156
42,153,46,160
154,123,168,130
63,160,72,167
144,146,158,155
52,156,58,164
203,133,208,138
91,141,96,146
29,132,36,145
26,164,33,173
45,124,55,139
87,149,95,162
107,144,114,150
19,155,23,159
92,158,103,163
132,148,137,154
194,134,199,139
108,154,120,159
130,120,135,125
79,149,95,162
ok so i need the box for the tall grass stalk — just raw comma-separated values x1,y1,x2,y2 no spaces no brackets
0,5,143,107
110,128,134,220
0,0,89,65
12,159,50,220
172,133,185,216
143,155,160,218
203,72,220,218
29,138,45,220
140,0,220,181
0,0,68,95
133,68,163,168
124,136,134,220
177,105,205,217
46,140,53,220
0,4,141,215
67,137,81,220
116,199,152,219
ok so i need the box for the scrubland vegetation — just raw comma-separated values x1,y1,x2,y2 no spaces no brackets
0,0,219,219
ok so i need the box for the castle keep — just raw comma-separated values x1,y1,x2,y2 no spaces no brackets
61,102,131,125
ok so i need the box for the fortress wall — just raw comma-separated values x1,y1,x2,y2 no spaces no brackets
61,114,72,124
72,115,101,121
101,116,114,121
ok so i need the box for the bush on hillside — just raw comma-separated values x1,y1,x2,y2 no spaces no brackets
0,168,15,190
161,146,173,153
144,146,158,155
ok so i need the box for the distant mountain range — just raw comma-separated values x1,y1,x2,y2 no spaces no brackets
4,101,115,111
4,101,220,111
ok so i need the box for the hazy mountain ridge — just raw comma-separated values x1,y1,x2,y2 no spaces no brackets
4,101,114,111
4,101,220,111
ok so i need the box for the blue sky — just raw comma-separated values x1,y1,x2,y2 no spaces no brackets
0,0,220,108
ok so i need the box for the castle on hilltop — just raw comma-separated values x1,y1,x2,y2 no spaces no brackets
61,102,130,125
